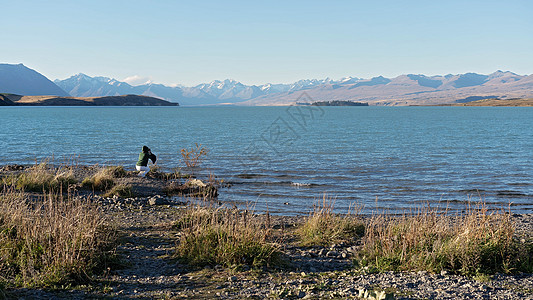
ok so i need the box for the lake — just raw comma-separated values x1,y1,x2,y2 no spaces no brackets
1,105,532,215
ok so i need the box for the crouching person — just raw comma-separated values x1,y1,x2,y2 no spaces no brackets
136,146,157,177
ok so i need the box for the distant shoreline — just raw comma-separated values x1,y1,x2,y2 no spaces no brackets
3,93,533,107
434,98,533,107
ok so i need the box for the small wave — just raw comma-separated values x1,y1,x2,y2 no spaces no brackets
508,182,532,186
234,180,324,188
496,190,529,198
236,173,267,179
456,189,487,194
291,182,313,187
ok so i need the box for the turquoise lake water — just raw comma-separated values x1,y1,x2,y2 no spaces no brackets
1,106,532,214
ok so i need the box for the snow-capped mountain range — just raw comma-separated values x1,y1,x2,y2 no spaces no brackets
1,63,532,106
54,71,533,106
54,74,337,105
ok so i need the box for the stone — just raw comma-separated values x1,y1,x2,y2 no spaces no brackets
347,246,358,254
148,196,169,206
326,250,339,258
187,179,206,187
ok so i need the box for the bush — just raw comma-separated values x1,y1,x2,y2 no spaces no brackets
175,206,281,268
180,143,208,168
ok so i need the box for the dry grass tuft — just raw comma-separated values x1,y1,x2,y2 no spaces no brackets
81,166,126,191
0,188,115,287
174,205,281,268
297,195,364,247
3,162,76,193
355,203,533,275
102,184,134,198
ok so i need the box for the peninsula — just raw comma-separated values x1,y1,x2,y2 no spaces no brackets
0,94,179,106
310,100,369,106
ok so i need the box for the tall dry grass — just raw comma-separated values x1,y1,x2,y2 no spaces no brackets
81,165,126,191
2,162,76,193
297,195,365,247
356,203,533,275
0,188,115,287
174,205,281,268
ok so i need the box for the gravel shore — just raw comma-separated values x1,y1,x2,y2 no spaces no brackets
2,164,532,299
5,193,532,300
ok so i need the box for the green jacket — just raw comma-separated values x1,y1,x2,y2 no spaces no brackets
136,151,157,166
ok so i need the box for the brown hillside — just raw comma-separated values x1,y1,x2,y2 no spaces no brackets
443,98,533,107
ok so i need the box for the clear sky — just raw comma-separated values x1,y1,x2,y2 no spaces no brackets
2,0,532,86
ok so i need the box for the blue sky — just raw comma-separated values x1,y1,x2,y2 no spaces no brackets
3,0,532,86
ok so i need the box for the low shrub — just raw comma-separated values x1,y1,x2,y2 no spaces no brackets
180,143,208,168
174,206,281,268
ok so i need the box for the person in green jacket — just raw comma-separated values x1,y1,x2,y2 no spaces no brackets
136,146,157,177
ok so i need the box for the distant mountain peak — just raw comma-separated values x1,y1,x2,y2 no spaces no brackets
0,63,69,96
490,70,518,77
339,76,358,83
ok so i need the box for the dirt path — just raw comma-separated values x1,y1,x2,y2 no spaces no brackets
101,213,185,298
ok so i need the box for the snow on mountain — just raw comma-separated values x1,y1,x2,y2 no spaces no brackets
53,70,533,106
338,76,360,84
259,83,290,94
242,71,533,106
55,73,133,97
